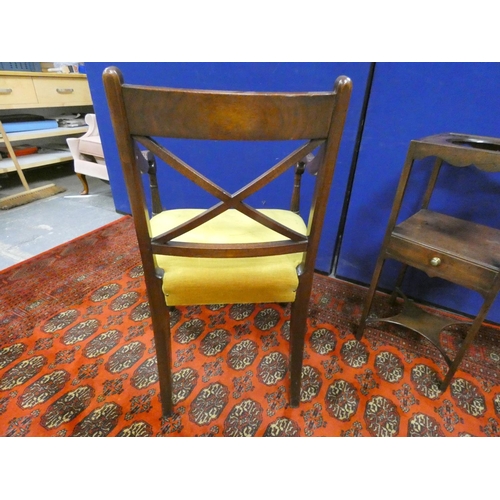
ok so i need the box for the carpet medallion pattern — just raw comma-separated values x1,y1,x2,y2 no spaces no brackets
1,217,500,437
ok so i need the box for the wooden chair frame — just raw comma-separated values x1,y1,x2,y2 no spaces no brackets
103,66,352,416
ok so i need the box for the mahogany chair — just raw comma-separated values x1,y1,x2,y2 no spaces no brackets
103,66,352,417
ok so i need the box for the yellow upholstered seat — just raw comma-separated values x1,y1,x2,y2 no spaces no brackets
150,208,307,306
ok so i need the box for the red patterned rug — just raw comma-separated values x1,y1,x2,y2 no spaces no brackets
1,216,500,437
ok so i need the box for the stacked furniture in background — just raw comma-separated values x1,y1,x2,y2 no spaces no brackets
0,69,93,207
67,113,109,194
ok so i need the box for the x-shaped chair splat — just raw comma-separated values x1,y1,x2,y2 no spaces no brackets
135,136,323,256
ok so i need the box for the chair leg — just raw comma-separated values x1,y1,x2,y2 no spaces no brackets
147,275,174,417
288,275,313,407
356,257,387,340
76,173,89,195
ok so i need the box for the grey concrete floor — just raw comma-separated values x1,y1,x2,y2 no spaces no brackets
0,162,123,271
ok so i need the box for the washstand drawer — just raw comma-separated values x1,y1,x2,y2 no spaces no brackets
385,235,498,294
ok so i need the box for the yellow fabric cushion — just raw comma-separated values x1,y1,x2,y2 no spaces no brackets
150,208,307,306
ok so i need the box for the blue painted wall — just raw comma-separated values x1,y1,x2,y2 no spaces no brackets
85,62,371,273
336,62,500,322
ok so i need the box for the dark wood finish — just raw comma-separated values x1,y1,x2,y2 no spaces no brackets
122,85,338,141
140,149,163,216
291,161,306,214
420,158,443,209
357,132,500,392
138,135,320,248
103,66,352,416
387,210,500,293
413,133,500,171
379,290,471,367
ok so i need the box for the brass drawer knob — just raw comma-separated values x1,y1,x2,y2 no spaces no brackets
430,257,442,266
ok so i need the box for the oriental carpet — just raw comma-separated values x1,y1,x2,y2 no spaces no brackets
1,216,500,437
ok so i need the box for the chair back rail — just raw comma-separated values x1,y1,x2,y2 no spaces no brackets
121,85,337,141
